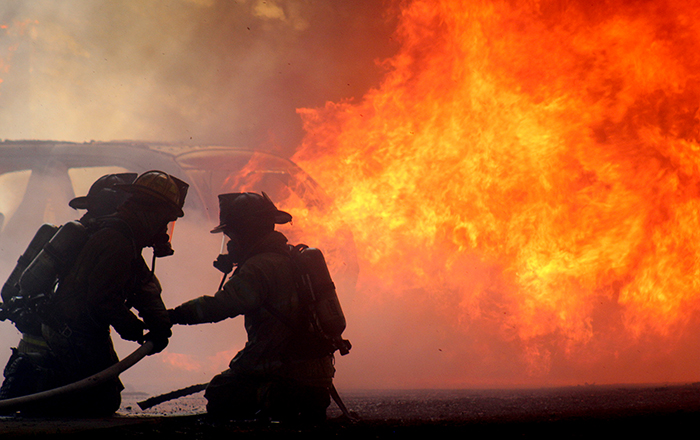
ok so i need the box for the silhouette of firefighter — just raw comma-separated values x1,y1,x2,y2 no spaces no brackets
0,170,188,417
1,173,135,401
168,192,349,423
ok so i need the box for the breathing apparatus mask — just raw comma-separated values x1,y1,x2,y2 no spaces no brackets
213,234,235,274
210,192,292,288
118,170,189,275
152,221,176,258
211,233,240,290
118,170,188,254
213,227,250,270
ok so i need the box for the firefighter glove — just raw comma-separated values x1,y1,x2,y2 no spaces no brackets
167,308,185,325
142,330,170,355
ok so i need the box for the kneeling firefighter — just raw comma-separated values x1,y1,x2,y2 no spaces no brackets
168,192,350,423
1,170,188,417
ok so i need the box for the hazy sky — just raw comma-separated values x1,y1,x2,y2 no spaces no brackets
0,0,397,156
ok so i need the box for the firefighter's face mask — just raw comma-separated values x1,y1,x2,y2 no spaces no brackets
219,233,230,255
224,231,245,264
213,234,234,274
152,221,176,258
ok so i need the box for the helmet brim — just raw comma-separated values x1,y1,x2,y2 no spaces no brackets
210,210,292,234
68,196,90,210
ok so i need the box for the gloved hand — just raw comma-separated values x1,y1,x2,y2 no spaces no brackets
119,323,145,343
142,329,171,355
168,308,184,325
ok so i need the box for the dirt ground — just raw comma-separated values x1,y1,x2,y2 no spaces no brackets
2,383,700,438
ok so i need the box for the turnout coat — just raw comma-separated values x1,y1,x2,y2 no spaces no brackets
170,230,334,419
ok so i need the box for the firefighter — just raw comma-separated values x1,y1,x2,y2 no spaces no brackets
5,170,188,417
0,172,136,402
168,193,335,423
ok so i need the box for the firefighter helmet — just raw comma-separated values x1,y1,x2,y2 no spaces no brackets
210,192,292,233
69,173,137,212
118,170,189,217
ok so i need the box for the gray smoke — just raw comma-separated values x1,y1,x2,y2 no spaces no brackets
0,0,396,155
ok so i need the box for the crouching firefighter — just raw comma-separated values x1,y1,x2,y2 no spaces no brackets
0,172,137,404
168,192,351,424
0,170,188,417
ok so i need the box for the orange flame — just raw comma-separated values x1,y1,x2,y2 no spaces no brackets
288,0,700,386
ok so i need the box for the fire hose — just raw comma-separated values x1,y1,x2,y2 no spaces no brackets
137,382,208,410
0,341,154,413
138,380,356,421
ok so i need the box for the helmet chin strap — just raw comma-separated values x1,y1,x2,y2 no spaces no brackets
147,252,156,278
148,229,175,276
218,271,228,290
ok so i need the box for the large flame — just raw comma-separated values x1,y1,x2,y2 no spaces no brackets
289,0,700,386
3,0,700,390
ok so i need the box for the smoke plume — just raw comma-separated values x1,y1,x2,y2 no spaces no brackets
0,0,396,154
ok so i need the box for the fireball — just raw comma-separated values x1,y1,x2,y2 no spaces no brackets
291,0,700,386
